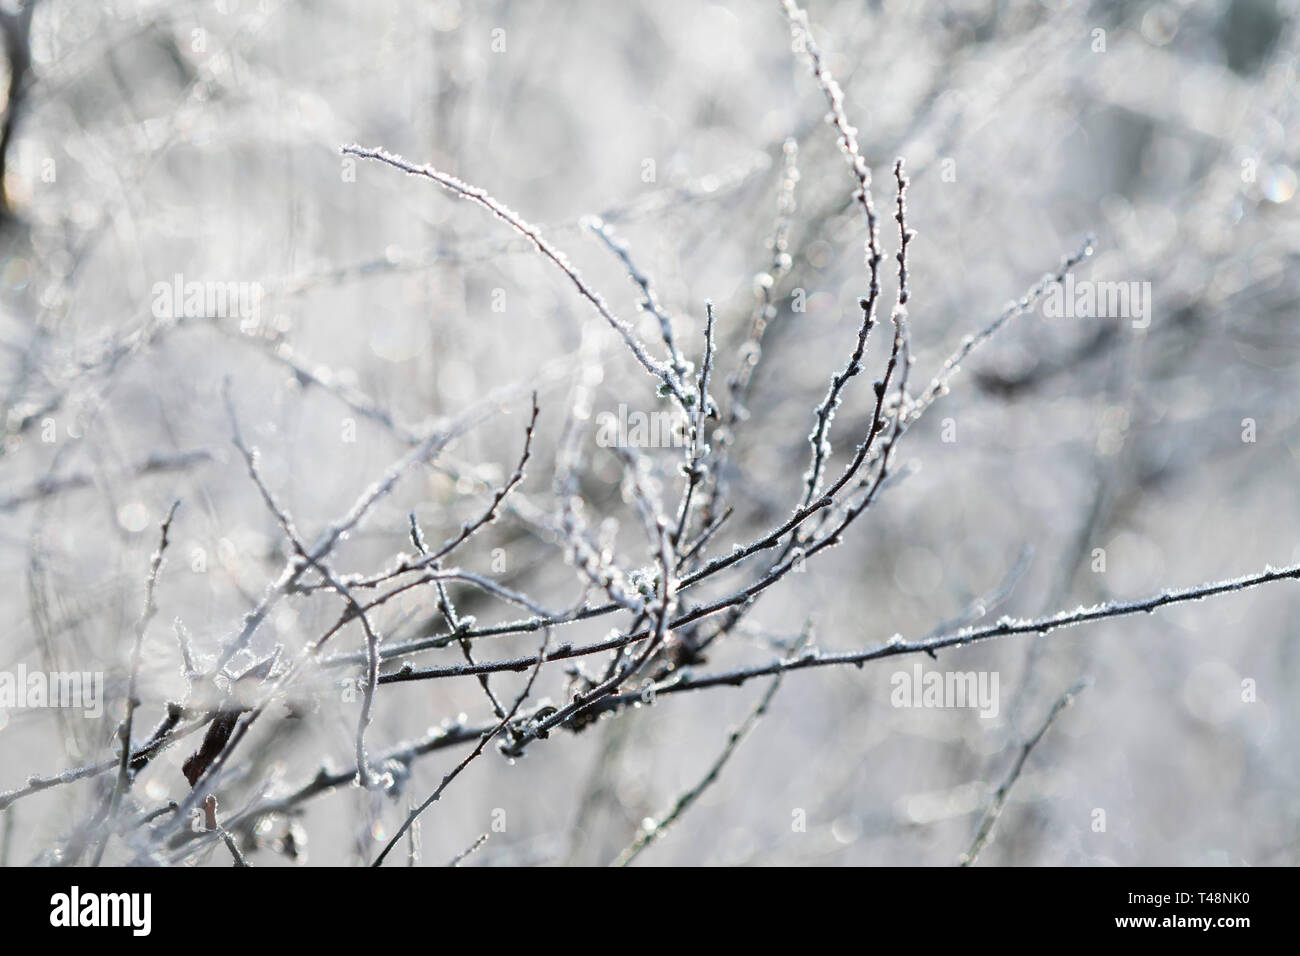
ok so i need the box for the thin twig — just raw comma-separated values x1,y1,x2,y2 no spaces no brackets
612,627,809,866
223,387,386,790
587,218,691,385
447,833,489,867
342,144,690,407
370,626,554,867
0,450,212,514
672,300,716,548
960,679,1089,866
94,498,180,864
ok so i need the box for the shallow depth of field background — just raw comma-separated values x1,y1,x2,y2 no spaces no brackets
1,0,1298,866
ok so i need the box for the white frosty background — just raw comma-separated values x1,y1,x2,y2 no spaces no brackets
1,0,1298,866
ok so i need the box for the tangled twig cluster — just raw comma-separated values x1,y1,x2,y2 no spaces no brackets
3,0,1296,869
